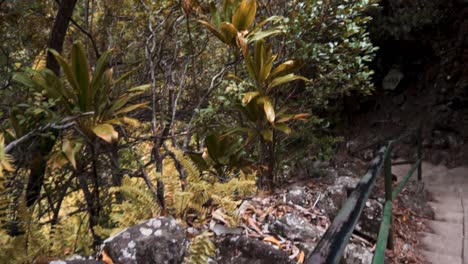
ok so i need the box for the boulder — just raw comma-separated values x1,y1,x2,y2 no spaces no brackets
48,257,104,264
319,184,348,219
383,69,404,91
101,217,187,264
343,243,373,264
216,235,293,264
334,176,359,192
269,213,324,242
355,200,383,241
286,186,308,206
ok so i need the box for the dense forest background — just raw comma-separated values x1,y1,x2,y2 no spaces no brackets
1,0,463,262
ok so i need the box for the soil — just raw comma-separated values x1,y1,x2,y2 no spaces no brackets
344,1,468,168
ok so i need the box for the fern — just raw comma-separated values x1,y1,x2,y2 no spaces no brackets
0,134,14,178
184,232,215,264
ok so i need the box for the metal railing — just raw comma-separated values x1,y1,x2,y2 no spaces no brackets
306,125,423,264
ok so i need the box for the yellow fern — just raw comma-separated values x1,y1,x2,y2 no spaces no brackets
184,232,215,264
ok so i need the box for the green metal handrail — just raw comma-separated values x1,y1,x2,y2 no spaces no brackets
306,125,423,264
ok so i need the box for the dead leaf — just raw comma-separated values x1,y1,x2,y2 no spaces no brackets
102,250,114,264
263,236,281,247
297,251,305,263
247,217,262,234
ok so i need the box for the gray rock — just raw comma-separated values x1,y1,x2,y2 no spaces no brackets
432,130,449,149
334,176,359,191
383,69,404,91
49,259,104,264
362,149,374,161
269,213,324,242
322,168,338,179
286,186,308,206
343,243,373,264
48,255,104,264
355,200,383,240
312,160,330,169
216,235,293,264
317,184,347,219
101,217,187,264
447,134,462,149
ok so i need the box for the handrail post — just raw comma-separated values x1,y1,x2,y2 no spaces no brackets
417,124,423,181
384,143,394,250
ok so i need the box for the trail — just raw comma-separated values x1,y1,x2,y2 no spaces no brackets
395,162,468,263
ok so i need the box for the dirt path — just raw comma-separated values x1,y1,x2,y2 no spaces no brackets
394,162,468,263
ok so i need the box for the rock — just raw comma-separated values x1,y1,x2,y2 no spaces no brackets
210,223,243,236
431,130,448,149
346,140,359,153
447,134,462,148
334,176,359,192
383,69,404,91
355,199,383,240
101,217,187,264
343,243,373,264
392,94,406,106
49,257,104,264
319,184,347,219
286,186,308,206
322,168,338,178
312,160,330,169
216,235,294,264
269,213,324,242
431,151,450,165
362,149,374,161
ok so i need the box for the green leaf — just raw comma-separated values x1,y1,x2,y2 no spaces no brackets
210,3,222,26
92,124,118,143
92,49,113,84
268,73,308,92
259,54,276,83
71,42,91,110
273,123,291,135
242,91,259,105
49,49,81,99
248,27,284,43
275,113,294,123
232,0,257,31
253,40,265,81
205,134,221,161
128,84,151,92
243,47,256,80
114,102,149,115
13,73,37,88
270,60,304,79
113,67,139,85
219,22,238,46
197,20,226,43
260,129,273,141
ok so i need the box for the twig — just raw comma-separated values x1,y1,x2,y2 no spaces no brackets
312,193,322,209
5,111,94,153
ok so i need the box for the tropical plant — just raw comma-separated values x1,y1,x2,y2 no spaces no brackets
14,42,149,146
197,0,284,54
198,0,309,187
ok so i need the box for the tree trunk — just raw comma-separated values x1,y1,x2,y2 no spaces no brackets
46,0,78,75
26,0,77,207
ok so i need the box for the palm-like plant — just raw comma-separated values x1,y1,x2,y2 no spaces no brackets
14,42,149,144
239,39,308,141
198,0,309,187
197,0,283,52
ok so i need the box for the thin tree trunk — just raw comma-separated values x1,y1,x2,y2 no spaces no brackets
46,0,78,75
